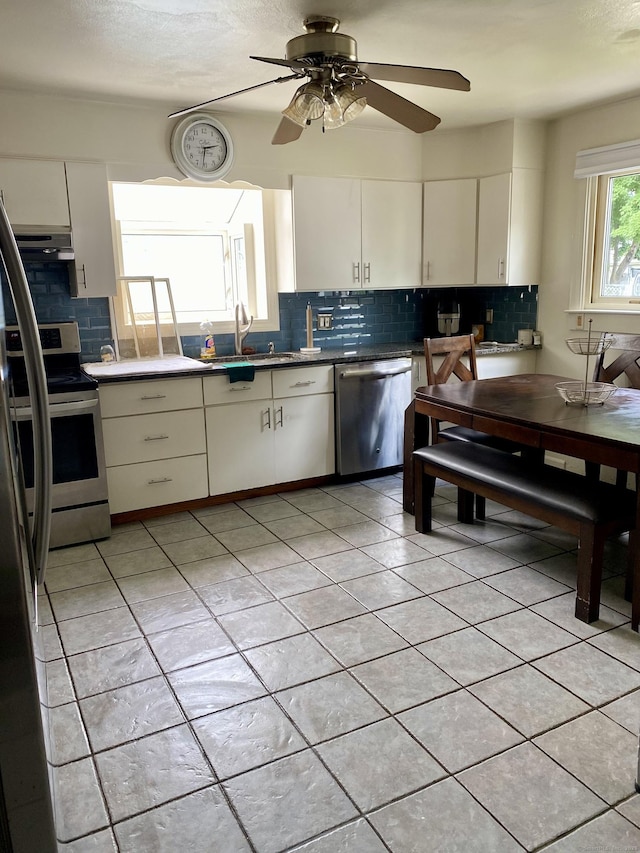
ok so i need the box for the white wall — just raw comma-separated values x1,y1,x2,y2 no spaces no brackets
0,89,423,189
537,96,640,378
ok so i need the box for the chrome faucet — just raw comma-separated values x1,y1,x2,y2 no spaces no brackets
234,302,253,355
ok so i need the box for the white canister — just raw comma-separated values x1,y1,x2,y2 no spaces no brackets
517,329,533,346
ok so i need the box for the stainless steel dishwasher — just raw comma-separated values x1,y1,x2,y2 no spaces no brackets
335,358,412,476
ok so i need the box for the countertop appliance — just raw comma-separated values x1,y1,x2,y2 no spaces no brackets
0,200,57,849
437,297,460,336
6,321,111,548
335,357,412,476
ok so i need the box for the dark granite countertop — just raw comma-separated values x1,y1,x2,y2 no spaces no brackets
83,342,539,384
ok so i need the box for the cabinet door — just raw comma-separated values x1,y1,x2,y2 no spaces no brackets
361,180,422,289
206,400,274,495
476,173,511,285
0,159,70,228
423,179,477,286
274,393,335,482
292,175,361,291
65,161,117,297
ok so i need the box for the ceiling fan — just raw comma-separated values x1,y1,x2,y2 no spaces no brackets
168,15,470,144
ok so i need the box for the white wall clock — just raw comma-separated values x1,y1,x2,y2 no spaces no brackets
170,113,234,181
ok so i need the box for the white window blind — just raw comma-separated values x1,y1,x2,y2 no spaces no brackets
574,138,640,178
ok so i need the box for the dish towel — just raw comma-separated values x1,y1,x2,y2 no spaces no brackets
224,362,256,383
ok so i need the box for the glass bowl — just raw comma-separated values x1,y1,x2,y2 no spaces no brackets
555,381,618,406
565,335,613,355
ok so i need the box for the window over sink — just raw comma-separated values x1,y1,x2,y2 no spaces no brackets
110,181,281,335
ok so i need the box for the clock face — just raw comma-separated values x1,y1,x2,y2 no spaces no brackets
183,122,227,172
171,114,234,181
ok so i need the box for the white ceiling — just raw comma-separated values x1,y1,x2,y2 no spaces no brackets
3,0,640,134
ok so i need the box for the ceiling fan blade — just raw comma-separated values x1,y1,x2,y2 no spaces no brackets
271,117,305,145
251,55,309,71
168,74,301,118
358,80,441,132
358,62,470,92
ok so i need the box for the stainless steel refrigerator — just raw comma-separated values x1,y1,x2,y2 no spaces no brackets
0,198,57,850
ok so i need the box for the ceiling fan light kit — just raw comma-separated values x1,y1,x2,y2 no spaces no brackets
169,15,470,146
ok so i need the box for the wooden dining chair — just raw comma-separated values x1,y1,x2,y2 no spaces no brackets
423,334,536,518
588,332,640,488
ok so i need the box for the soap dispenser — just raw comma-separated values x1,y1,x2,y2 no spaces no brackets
200,320,216,358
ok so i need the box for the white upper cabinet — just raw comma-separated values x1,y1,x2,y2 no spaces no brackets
291,175,422,291
292,176,361,291
65,162,117,298
0,159,70,228
360,180,422,289
422,178,477,286
476,169,543,286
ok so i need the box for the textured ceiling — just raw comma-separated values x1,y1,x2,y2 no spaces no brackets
2,0,640,132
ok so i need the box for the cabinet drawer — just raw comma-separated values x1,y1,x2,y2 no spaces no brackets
272,364,334,397
100,377,203,417
103,409,205,466
106,454,208,514
203,370,272,405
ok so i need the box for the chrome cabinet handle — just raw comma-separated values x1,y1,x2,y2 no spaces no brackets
144,434,169,441
363,262,370,283
229,385,253,392
292,380,315,387
147,477,173,485
262,408,271,430
498,258,505,278
275,406,283,428
353,261,360,283
140,393,167,400
425,260,431,280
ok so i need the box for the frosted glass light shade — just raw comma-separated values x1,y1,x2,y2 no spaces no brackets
282,82,325,126
324,85,367,130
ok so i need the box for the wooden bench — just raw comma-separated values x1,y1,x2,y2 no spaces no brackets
413,441,638,629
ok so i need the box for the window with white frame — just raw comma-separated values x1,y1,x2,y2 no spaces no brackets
110,181,281,334
576,139,640,310
591,171,640,304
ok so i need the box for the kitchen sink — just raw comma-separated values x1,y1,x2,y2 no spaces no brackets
201,352,299,365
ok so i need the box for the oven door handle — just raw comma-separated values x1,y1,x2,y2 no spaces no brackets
12,398,99,420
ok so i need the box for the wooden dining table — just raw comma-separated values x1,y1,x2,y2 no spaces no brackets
403,373,639,630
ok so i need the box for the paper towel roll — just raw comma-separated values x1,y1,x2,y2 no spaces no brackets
306,303,313,349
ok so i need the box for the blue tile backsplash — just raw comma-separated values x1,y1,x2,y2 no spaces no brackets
2,263,538,361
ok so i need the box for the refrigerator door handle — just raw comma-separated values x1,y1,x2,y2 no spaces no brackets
0,200,52,585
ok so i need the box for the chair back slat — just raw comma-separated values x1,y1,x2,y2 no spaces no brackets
423,334,479,443
593,333,640,388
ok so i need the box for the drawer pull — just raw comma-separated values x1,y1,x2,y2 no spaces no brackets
144,434,169,441
229,385,253,391
140,394,167,400
293,380,316,387
147,477,173,485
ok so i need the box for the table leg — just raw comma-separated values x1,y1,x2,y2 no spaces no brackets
403,400,429,514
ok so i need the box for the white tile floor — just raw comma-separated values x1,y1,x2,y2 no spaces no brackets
39,474,640,852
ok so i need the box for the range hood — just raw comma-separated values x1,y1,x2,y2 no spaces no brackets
14,229,74,261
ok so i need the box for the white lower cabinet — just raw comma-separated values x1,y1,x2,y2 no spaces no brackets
205,365,335,496
100,377,208,513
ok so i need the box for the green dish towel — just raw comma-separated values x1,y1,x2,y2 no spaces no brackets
223,362,255,383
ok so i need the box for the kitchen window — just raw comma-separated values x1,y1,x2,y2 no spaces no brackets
590,170,640,306
110,181,281,334
575,138,640,312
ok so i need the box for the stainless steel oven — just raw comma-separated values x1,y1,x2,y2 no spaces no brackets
7,321,111,547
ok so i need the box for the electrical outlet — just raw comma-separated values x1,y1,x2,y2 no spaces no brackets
485,309,494,324
575,313,585,330
317,313,333,330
